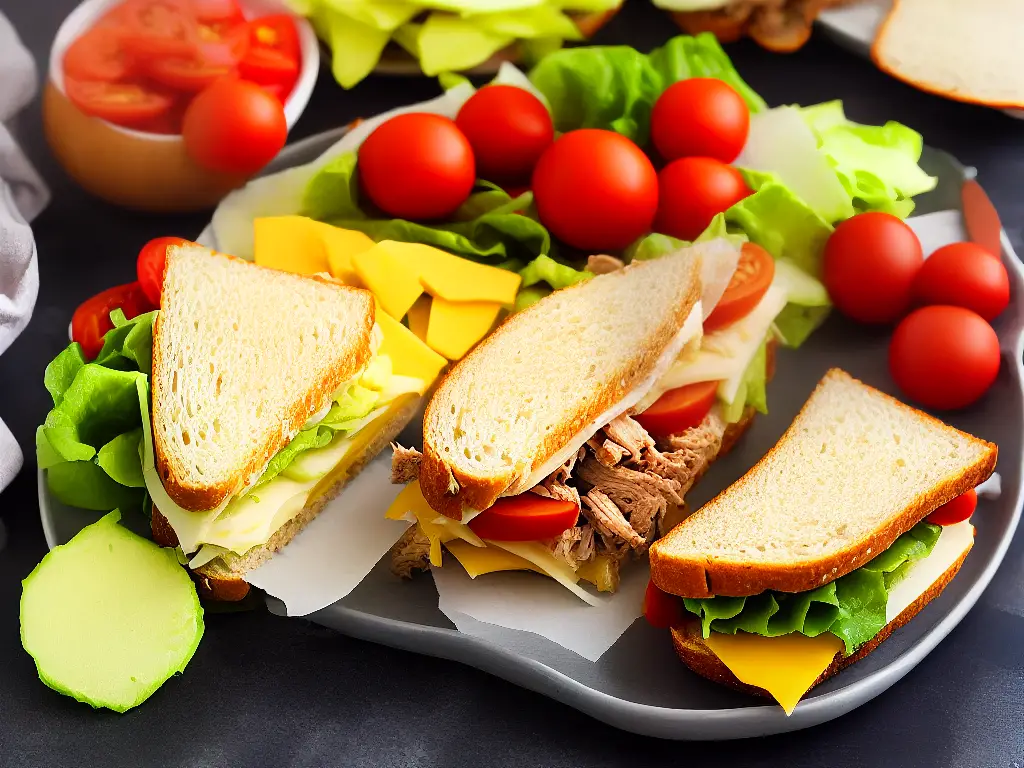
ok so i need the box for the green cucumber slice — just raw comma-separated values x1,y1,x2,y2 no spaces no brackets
20,510,204,712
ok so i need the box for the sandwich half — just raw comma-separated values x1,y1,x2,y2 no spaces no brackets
147,244,428,600
649,369,997,713
387,237,796,597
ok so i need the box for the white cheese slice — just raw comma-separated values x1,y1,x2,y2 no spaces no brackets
886,520,974,623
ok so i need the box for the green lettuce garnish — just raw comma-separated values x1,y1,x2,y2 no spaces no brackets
529,33,766,145
683,521,943,655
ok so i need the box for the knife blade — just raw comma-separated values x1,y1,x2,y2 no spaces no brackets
961,178,1003,258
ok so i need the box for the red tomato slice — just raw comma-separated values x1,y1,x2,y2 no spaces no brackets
467,495,579,541
239,15,300,88
64,25,133,82
147,57,231,91
197,19,250,67
119,0,199,60
191,0,245,24
643,581,684,629
927,490,978,526
137,236,190,306
635,380,720,438
704,242,776,332
65,78,174,126
71,282,155,360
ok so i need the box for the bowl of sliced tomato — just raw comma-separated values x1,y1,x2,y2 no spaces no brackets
44,0,319,212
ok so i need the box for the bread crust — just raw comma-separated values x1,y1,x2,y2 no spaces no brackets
152,248,375,512
669,537,973,703
152,395,420,601
650,369,997,599
420,256,702,519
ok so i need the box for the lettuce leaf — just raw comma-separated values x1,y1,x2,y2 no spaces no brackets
683,521,943,655
303,152,551,264
530,33,765,145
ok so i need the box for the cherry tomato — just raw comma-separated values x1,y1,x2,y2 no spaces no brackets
704,242,775,332
468,495,579,541
824,212,924,324
66,78,174,126
138,236,190,306
191,0,245,24
238,14,300,91
455,85,554,184
182,78,286,174
643,580,684,629
358,113,475,220
72,282,155,360
927,489,978,526
532,129,658,251
653,157,750,242
635,380,720,439
63,25,133,82
889,306,1000,411
913,242,1010,321
650,78,750,164
118,0,199,60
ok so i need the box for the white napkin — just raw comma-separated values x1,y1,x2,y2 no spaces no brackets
0,11,50,503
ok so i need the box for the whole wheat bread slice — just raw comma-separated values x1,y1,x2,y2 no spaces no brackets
153,395,420,600
670,538,973,700
419,247,704,519
650,369,996,598
872,0,1024,110
152,244,375,512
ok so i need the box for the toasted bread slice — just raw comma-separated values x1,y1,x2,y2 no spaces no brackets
670,535,973,701
872,0,1024,110
152,244,375,512
650,369,996,598
153,394,420,600
419,247,706,518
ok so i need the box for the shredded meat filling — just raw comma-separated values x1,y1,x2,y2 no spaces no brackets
390,444,423,484
583,489,645,549
390,525,431,579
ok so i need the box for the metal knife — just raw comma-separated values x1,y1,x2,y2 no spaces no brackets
961,176,1003,258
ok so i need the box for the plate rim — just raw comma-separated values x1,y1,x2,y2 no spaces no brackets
39,130,1024,740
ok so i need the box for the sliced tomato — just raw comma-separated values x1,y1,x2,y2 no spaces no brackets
643,581,684,629
927,490,978,526
635,380,720,439
119,0,199,60
64,25,133,82
191,0,245,24
239,14,300,89
66,78,174,126
147,56,231,91
197,19,250,66
72,282,155,360
137,236,190,306
704,242,776,332
468,495,579,541
259,81,288,102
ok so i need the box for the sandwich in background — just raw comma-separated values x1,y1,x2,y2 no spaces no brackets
648,369,997,713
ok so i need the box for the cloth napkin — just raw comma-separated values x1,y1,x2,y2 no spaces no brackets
0,11,50,509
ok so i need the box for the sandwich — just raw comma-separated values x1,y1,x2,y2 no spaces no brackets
649,369,997,713
872,0,1024,111
387,236,797,597
40,244,430,602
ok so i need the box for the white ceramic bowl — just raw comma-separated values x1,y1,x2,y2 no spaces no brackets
44,0,320,212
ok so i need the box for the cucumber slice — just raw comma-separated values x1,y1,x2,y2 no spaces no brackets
20,510,204,713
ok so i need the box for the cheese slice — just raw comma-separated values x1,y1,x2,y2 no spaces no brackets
705,631,845,715
253,216,329,275
417,250,522,305
375,307,447,385
354,243,425,319
886,520,974,623
315,223,375,285
427,297,502,360
385,480,485,565
407,295,432,342
444,539,541,577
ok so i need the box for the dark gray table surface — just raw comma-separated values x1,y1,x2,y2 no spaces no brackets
2,1,1023,765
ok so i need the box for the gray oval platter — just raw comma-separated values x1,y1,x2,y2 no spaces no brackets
40,128,1024,740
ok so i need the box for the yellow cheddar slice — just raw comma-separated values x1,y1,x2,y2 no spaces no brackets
417,250,522,305
406,295,432,342
315,224,375,285
427,297,502,360
354,243,424,319
704,631,844,715
375,308,447,386
385,480,484,566
253,216,329,275
444,539,542,577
